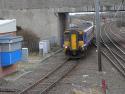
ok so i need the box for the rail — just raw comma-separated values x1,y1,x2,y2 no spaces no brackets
101,21,125,77
18,59,78,94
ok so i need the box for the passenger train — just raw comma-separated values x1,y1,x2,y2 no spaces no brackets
63,21,94,58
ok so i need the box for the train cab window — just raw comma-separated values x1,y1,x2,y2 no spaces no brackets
78,34,83,41
64,33,70,41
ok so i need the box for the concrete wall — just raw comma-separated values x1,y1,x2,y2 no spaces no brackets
0,0,93,9
0,9,61,45
0,0,123,9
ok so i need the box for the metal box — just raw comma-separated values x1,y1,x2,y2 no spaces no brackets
22,48,29,62
0,50,22,67
39,40,50,54
0,36,23,52
0,36,23,67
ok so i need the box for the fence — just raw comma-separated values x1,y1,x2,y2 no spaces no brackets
22,39,40,54
22,36,58,55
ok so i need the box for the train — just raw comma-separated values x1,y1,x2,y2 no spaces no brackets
63,21,95,58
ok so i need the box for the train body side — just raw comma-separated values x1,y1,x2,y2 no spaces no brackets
83,25,94,48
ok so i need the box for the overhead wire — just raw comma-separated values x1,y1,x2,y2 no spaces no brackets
114,0,125,18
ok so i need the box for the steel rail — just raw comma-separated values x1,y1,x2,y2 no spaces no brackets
109,26,125,41
100,0,125,77
0,88,18,92
40,61,77,94
104,23,125,55
102,40,125,63
106,21,125,60
108,22,125,57
18,59,70,94
101,51,125,77
112,50,125,63
101,23,125,77
108,22,125,45
107,22,125,53
102,24,125,71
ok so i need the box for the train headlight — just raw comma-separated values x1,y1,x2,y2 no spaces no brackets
82,45,84,48
65,46,68,49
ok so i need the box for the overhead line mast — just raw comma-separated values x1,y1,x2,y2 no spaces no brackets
95,0,102,71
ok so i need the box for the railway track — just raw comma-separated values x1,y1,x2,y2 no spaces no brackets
106,21,125,50
101,21,125,77
18,59,78,94
104,22,125,60
0,88,19,93
108,22,125,48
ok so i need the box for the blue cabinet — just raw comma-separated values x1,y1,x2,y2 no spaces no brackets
0,36,23,67
0,50,22,67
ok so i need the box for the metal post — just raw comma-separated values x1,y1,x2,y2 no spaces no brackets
95,0,102,71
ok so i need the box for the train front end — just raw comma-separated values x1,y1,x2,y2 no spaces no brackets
64,30,84,58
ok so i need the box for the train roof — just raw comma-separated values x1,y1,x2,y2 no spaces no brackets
65,21,93,32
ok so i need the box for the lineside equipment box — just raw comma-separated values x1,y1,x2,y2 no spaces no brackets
0,36,23,67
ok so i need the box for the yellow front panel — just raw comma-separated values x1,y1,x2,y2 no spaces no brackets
71,34,77,50
78,41,84,47
64,41,70,46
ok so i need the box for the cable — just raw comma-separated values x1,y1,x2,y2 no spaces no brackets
122,0,125,4
114,0,124,18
